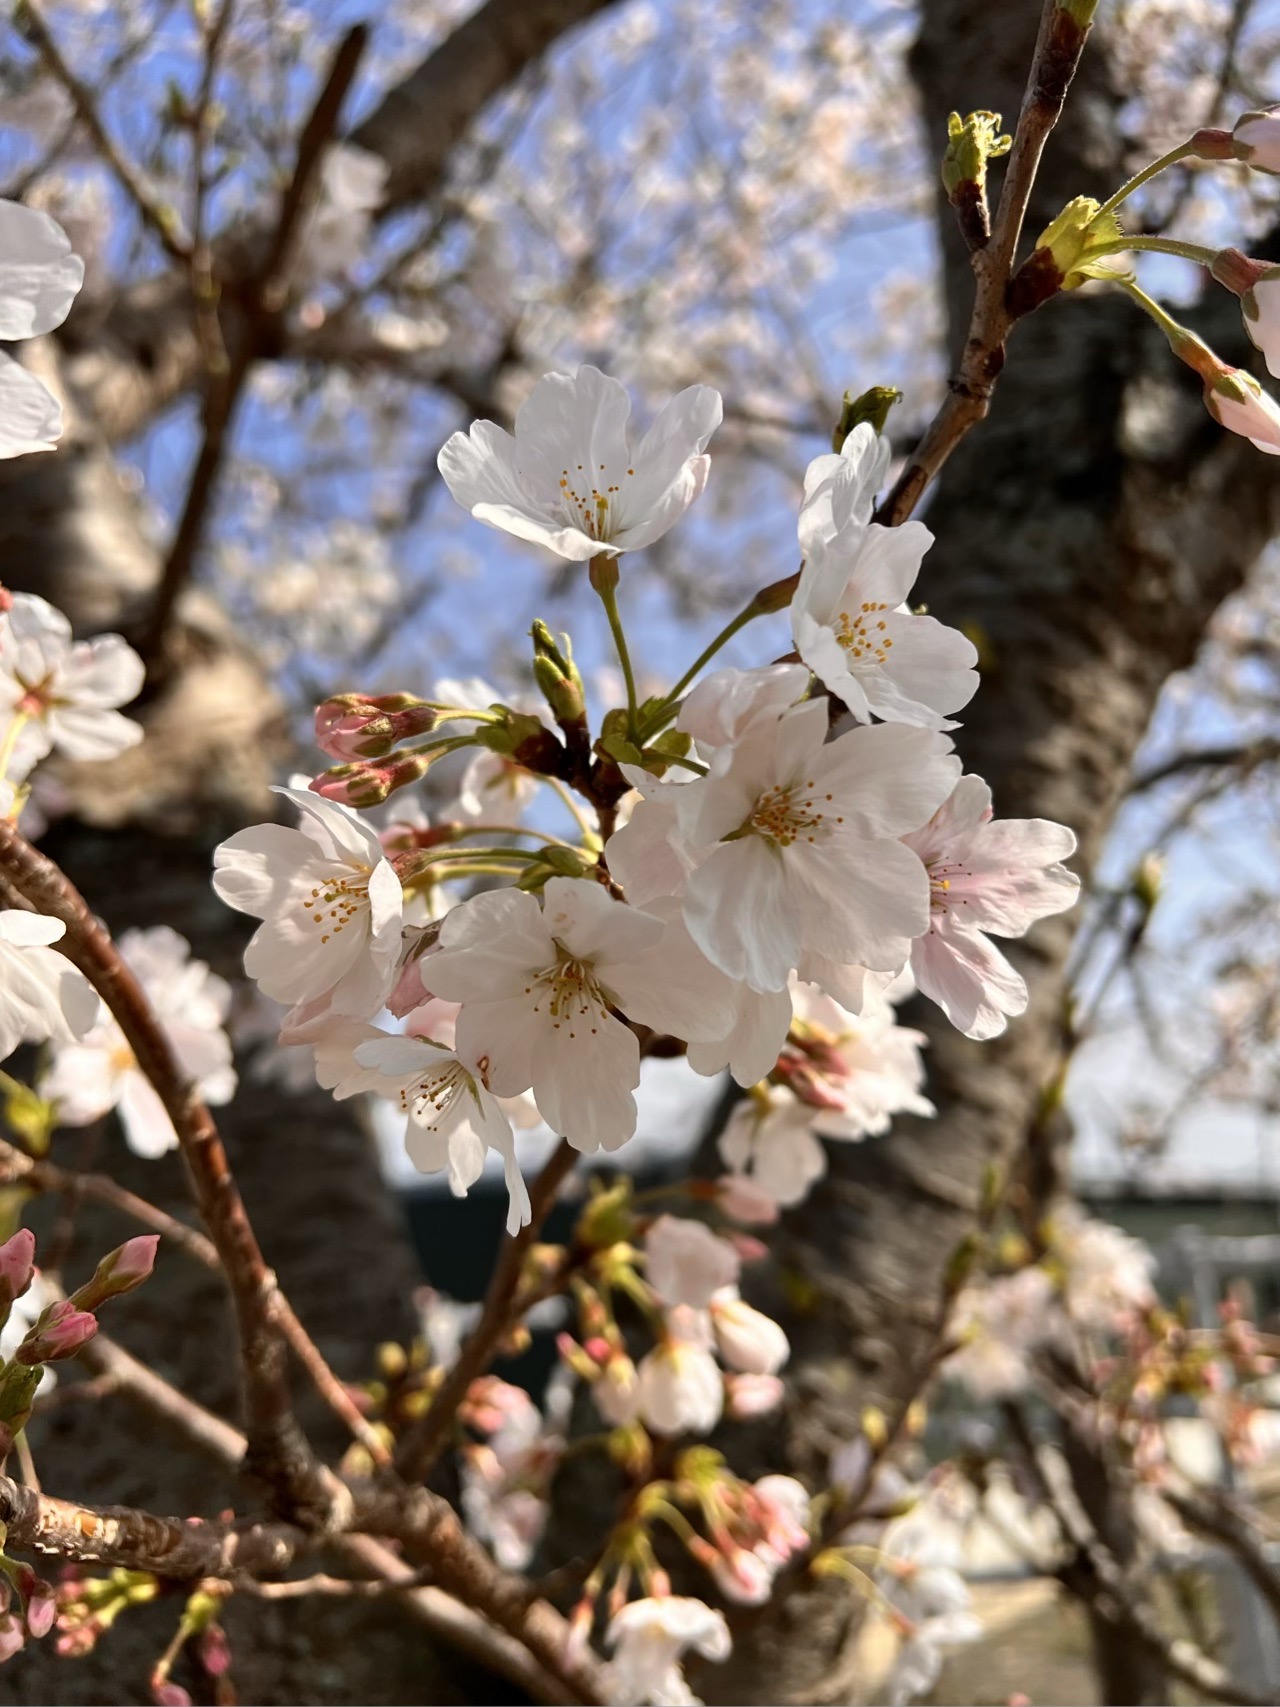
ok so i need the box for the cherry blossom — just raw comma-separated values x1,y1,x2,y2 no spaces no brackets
0,909,95,1060
1202,365,1280,453
781,982,933,1138
875,1501,982,1705
0,593,143,782
1245,277,1280,379
313,1018,531,1233
719,1088,828,1208
1052,1206,1156,1331
645,1215,740,1309
1232,106,1280,173
790,520,979,728
945,1267,1057,1400
437,365,722,561
41,926,235,1159
212,785,403,1019
636,1307,724,1436
0,200,84,459
459,1379,563,1570
797,420,892,556
902,774,1079,1039
676,697,960,991
421,878,737,1153
709,1289,789,1375
298,145,387,281
606,1595,731,1707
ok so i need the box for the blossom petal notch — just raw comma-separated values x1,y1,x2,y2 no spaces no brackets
0,199,85,460
437,365,723,561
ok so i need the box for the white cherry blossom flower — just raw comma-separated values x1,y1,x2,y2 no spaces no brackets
797,421,892,555
790,521,978,729
606,1596,731,1707
298,145,386,280
460,1380,562,1570
709,1289,789,1375
636,1307,723,1436
677,663,810,754
1241,270,1280,379
438,365,722,561
212,785,403,1020
719,1089,827,1208
902,774,1078,1039
313,1017,530,1233
0,593,143,782
0,200,84,459
877,1503,981,1704
677,698,960,991
0,909,95,1059
1052,1206,1156,1331
40,926,234,1158
685,980,793,1089
422,878,737,1153
645,1215,740,1309
1203,365,1280,453
945,1267,1056,1400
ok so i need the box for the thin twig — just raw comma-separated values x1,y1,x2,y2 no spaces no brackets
393,1138,577,1483
18,0,192,264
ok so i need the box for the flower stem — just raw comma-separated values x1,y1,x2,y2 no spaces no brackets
639,604,766,742
1093,140,1195,222
0,714,29,791
590,554,639,737
1114,274,1194,345
1091,234,1217,267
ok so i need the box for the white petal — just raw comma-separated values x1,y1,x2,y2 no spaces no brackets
0,352,63,458
531,1009,639,1152
0,201,84,338
684,839,802,992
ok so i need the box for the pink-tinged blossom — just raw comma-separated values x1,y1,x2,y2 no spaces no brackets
0,200,84,459
314,1019,530,1234
438,365,722,561
1051,1206,1156,1333
606,1596,731,1707
781,983,933,1138
902,775,1078,1040
720,1089,827,1208
791,520,978,730
724,1372,784,1417
0,593,143,781
715,1174,780,1226
422,878,737,1153
709,1289,789,1375
41,926,235,1158
645,1215,740,1310
212,785,403,1020
1211,250,1280,381
797,421,892,555
676,697,960,992
636,1308,723,1436
0,1229,35,1307
459,1379,562,1571
1203,364,1280,453
0,910,95,1060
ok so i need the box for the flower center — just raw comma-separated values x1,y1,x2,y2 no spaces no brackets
528,948,611,1040
833,600,893,664
927,860,970,915
303,871,370,945
399,1060,470,1131
556,461,636,541
748,780,841,849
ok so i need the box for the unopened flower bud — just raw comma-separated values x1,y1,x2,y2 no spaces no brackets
1211,249,1280,381
725,1372,785,1418
310,752,432,807
15,1302,98,1364
197,1622,231,1677
0,1613,24,1663
315,693,438,761
531,621,587,730
0,586,11,615
152,1683,191,1707
941,111,1010,249
1232,106,1280,174
831,385,901,453
0,1230,35,1320
18,1571,55,1640
710,1292,790,1376
594,1353,641,1427
70,1235,158,1312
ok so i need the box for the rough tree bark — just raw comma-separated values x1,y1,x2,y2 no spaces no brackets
696,3,1280,1704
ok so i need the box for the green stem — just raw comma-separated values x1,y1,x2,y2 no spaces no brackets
594,568,639,738
641,604,768,740
1114,274,1194,345
451,822,574,849
1091,234,1217,267
1093,140,1195,222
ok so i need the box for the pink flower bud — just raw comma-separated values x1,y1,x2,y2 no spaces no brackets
0,586,11,615
725,1373,785,1418
15,1302,98,1364
197,1623,231,1677
715,1176,779,1227
310,753,431,808
71,1235,158,1311
152,1683,192,1707
20,1575,56,1641
0,1614,24,1664
0,1230,36,1307
315,693,437,762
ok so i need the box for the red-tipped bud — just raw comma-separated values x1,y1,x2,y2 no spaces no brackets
70,1235,159,1312
15,1302,98,1364
0,1230,35,1311
198,1623,231,1678
315,693,437,761
0,586,11,616
152,1684,192,1707
310,753,432,808
0,1614,24,1664
18,1571,55,1641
